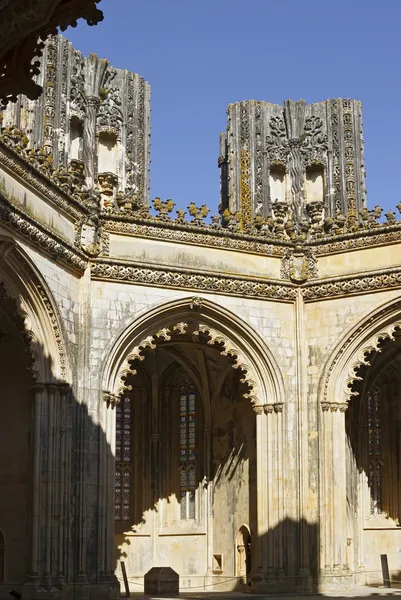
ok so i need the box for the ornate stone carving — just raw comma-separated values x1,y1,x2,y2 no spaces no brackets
187,203,210,226
98,172,118,210
281,247,318,283
0,197,87,272
90,261,297,301
301,116,328,166
116,320,260,407
302,267,401,301
266,116,290,166
153,197,175,221
0,3,103,104
97,67,123,135
321,300,401,406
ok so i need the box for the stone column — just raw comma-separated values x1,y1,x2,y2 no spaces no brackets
253,405,268,585
29,383,45,581
320,401,349,586
253,403,285,591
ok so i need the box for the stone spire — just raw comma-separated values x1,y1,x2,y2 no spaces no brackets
2,34,151,205
218,98,367,227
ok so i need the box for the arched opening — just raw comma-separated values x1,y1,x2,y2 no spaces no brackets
0,288,34,586
345,328,401,582
69,116,83,160
98,132,118,175
113,323,256,589
104,296,285,592
269,164,286,203
320,299,401,586
305,165,324,203
236,525,251,581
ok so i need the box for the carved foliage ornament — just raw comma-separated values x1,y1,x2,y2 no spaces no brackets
114,319,260,408
322,300,401,407
0,1,103,104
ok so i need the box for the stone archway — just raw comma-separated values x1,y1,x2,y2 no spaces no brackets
0,239,70,593
317,297,401,587
102,296,286,592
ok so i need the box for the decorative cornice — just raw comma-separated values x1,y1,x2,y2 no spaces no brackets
301,267,401,301
0,196,87,273
321,401,348,412
103,216,286,257
311,226,401,256
0,142,88,221
90,259,297,301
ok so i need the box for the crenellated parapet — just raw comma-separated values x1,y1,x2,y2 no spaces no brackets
218,98,367,227
1,35,150,205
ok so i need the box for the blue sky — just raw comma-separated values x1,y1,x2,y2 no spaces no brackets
66,0,401,215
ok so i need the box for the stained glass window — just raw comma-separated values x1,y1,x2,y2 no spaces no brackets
115,396,132,522
179,386,196,520
368,386,382,514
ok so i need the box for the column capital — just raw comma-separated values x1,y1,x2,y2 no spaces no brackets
321,400,349,413
31,382,45,393
103,391,120,408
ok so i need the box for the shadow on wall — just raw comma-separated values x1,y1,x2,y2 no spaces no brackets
0,282,118,599
111,342,321,594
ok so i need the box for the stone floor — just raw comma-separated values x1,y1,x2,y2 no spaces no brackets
127,587,401,599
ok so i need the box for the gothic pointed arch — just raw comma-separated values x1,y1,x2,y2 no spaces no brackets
0,237,69,383
102,296,286,411
318,296,401,408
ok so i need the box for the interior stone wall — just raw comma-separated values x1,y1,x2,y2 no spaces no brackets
212,369,256,579
0,310,33,586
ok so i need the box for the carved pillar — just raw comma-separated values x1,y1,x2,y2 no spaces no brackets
29,383,45,581
253,404,268,583
320,401,349,582
27,383,72,590
204,428,213,574
83,96,100,187
252,402,285,587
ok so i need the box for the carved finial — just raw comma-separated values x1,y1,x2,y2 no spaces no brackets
175,208,187,224
187,202,210,226
385,209,396,225
153,197,175,221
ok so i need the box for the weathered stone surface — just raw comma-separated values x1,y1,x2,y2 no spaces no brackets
1,33,401,600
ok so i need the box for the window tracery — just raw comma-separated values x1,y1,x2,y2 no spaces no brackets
115,395,132,522
368,386,383,514
179,384,197,520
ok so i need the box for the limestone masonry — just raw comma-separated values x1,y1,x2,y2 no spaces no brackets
1,35,401,600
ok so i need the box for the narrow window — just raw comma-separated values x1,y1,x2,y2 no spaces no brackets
98,132,118,174
69,117,83,160
179,385,196,520
269,166,285,203
368,386,382,514
305,166,324,203
115,396,132,522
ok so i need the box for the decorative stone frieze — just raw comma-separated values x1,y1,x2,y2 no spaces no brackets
0,197,87,273
90,259,297,301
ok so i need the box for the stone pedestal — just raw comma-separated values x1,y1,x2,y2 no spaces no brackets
144,567,179,596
